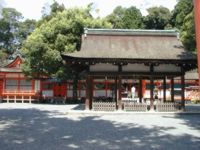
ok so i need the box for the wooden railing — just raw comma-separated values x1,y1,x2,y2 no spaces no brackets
123,102,147,112
2,90,38,103
92,102,116,111
156,102,179,112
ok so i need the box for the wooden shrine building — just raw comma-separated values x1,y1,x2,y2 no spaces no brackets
0,56,40,103
62,29,197,111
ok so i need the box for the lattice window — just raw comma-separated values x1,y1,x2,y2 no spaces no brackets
5,79,18,90
20,79,32,91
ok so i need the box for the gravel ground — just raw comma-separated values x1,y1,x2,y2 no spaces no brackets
0,103,200,150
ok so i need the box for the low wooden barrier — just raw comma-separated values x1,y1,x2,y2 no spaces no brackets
2,91,38,103
123,102,147,112
92,102,116,111
156,102,179,112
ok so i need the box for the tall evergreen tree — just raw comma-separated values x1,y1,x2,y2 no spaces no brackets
171,0,195,51
144,6,171,29
106,6,143,29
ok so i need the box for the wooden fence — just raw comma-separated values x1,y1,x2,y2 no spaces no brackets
156,102,179,112
123,102,147,112
92,102,116,111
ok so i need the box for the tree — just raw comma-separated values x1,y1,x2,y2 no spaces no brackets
106,6,126,28
106,6,143,29
0,7,36,59
22,7,111,79
144,6,171,29
171,0,196,51
40,0,65,24
0,18,13,51
122,6,143,29
0,49,7,64
171,0,193,29
0,8,23,53
18,19,36,47
180,10,196,51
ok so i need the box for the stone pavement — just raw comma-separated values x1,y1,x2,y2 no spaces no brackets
0,103,200,150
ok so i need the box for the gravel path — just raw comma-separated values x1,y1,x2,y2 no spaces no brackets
0,104,200,150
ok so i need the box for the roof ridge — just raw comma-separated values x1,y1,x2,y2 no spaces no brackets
84,28,178,36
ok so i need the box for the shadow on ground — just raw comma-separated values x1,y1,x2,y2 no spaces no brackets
71,104,85,110
0,108,200,150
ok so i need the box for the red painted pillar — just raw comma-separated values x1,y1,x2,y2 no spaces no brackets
194,0,200,86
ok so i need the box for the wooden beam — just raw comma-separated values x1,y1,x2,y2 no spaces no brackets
89,71,183,76
62,55,196,66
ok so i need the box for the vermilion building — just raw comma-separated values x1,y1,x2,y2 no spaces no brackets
0,56,40,103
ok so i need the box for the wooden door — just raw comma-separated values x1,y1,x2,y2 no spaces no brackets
53,83,67,97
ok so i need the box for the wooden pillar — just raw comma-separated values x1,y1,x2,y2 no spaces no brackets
115,76,118,106
171,78,174,102
149,64,154,110
181,74,185,111
89,76,93,110
163,77,166,102
150,77,154,110
139,79,143,103
85,75,91,110
194,0,200,87
117,75,122,110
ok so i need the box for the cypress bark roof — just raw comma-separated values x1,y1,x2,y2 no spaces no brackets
63,29,196,60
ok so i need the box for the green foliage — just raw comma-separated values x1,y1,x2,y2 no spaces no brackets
0,49,8,64
106,6,126,28
122,6,143,29
18,19,36,47
0,8,22,53
180,10,196,51
0,19,13,51
39,0,65,27
22,7,111,79
171,0,196,51
0,8,36,55
106,6,143,29
171,0,193,29
144,6,171,29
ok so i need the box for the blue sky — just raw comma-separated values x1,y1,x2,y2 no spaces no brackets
1,0,178,20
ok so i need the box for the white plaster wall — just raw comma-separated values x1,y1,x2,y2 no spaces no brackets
154,64,181,72
122,64,149,72
79,90,86,97
90,63,118,72
93,90,106,97
67,90,73,97
35,80,40,92
42,90,53,97
6,73,18,78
